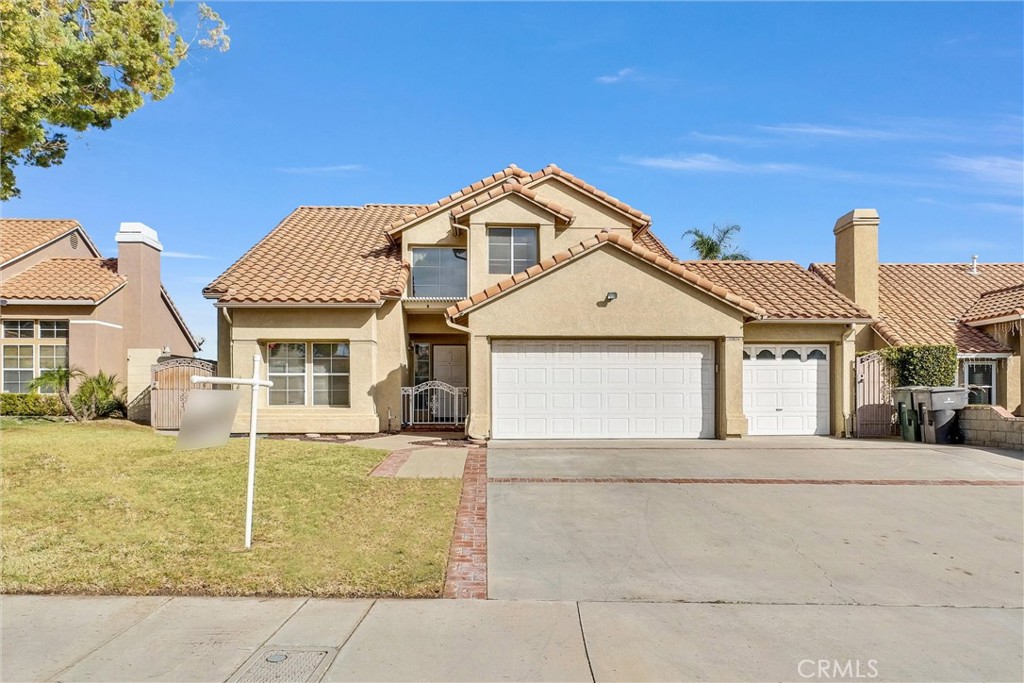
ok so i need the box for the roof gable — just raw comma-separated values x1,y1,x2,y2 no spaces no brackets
523,164,651,228
1,218,100,265
447,231,766,319
386,165,530,236
449,182,575,225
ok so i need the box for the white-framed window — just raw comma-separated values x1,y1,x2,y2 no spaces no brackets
39,321,69,339
963,361,996,405
266,341,351,407
312,343,350,407
2,345,34,393
3,320,33,338
410,247,467,298
488,227,538,274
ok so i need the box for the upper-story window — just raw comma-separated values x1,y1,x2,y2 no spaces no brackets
488,227,538,275
410,248,467,298
3,320,33,338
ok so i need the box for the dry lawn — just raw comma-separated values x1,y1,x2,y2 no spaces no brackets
1,419,461,597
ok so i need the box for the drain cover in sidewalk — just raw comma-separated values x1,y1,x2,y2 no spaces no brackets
231,648,335,683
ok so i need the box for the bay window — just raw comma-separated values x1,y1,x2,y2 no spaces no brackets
488,227,538,274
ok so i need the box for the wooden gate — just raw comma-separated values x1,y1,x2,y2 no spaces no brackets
150,358,216,430
855,351,897,437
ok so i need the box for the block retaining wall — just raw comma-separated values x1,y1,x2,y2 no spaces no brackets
959,404,1024,451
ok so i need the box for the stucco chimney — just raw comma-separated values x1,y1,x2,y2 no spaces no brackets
116,222,163,348
833,208,879,318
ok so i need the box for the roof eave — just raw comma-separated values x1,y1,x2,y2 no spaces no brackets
963,312,1024,327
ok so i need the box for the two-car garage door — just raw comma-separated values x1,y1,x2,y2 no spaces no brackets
491,340,715,439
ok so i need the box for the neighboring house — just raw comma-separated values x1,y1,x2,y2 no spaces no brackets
1,219,201,403
810,212,1024,414
207,163,881,440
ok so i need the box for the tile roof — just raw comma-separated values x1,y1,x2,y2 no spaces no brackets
809,262,1024,353
961,283,1024,324
447,231,767,319
683,261,872,320
0,257,125,302
387,166,530,235
524,164,652,227
1,218,84,264
206,205,420,304
449,182,575,224
633,229,675,260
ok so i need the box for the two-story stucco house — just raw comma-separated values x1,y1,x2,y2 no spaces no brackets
207,164,897,440
1,219,201,403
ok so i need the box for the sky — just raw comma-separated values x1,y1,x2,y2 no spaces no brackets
5,1,1023,353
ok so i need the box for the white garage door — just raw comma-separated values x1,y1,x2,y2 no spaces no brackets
491,340,715,439
743,345,830,436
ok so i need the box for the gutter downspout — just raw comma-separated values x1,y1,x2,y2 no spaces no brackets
843,322,857,438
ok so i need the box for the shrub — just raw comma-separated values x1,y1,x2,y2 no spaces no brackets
880,344,959,387
0,393,67,417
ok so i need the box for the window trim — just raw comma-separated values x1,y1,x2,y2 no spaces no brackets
265,341,352,408
487,226,539,275
962,360,997,406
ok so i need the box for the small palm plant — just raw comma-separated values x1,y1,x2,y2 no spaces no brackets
74,371,127,420
28,366,84,421
683,224,751,260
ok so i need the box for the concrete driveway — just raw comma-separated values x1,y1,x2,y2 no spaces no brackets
487,437,1024,605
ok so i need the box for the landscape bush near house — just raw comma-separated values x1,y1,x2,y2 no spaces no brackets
0,392,66,417
72,371,127,420
880,344,959,387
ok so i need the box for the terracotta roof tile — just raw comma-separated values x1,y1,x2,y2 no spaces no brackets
449,183,575,224
0,258,125,301
524,164,652,227
961,283,1024,324
683,261,872,320
447,231,766,319
387,165,530,234
1,218,83,264
206,205,421,304
809,262,1024,353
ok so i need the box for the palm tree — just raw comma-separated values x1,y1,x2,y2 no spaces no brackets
75,371,127,420
28,366,83,421
683,224,750,260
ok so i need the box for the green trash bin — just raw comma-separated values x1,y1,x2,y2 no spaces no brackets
894,387,923,442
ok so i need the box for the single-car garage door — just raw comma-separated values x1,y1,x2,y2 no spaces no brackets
743,345,830,435
491,340,715,439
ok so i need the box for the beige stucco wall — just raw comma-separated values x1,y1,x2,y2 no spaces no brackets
525,178,637,238
0,230,93,279
227,306,387,433
456,245,747,440
743,322,858,437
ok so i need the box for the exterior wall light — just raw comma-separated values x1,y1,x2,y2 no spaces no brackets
605,292,618,302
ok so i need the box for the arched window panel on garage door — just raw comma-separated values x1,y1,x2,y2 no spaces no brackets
755,347,777,360
782,348,802,360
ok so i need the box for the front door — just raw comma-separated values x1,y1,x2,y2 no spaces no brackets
433,345,467,387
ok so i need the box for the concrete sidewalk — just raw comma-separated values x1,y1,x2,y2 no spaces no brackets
2,595,1021,682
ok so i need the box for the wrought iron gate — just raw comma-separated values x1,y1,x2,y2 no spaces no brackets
855,351,897,437
150,358,216,430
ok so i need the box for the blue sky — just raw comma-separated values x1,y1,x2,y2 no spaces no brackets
5,1,1023,352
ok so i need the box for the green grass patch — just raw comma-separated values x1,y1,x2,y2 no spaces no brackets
1,419,461,597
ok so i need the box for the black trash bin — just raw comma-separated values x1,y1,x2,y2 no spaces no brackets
920,387,969,444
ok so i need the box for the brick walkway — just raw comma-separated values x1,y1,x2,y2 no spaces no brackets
488,476,1023,486
368,448,415,477
443,448,488,599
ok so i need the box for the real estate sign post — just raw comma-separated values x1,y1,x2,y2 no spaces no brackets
184,355,273,549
